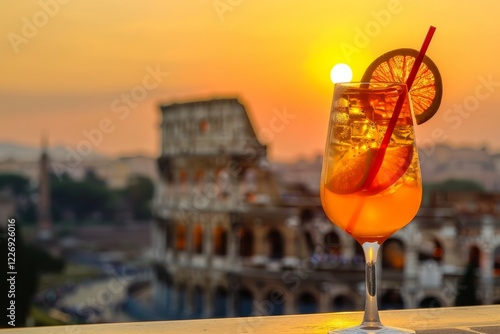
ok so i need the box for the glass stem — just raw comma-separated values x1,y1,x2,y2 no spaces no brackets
361,241,382,329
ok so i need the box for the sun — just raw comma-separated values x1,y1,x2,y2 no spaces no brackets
330,63,353,84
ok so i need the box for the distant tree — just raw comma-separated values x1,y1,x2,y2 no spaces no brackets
51,175,111,222
0,173,31,196
0,223,65,327
106,188,126,218
84,169,107,187
50,171,71,183
0,173,36,224
434,179,485,192
20,204,37,224
123,175,154,220
422,178,485,206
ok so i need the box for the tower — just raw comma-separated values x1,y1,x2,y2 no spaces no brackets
37,132,52,241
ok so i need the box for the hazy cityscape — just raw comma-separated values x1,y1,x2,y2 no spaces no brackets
2,2,500,332
0,97,499,327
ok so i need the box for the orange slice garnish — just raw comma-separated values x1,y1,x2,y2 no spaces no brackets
327,145,414,195
361,48,443,125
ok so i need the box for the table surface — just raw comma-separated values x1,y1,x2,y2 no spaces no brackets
6,305,500,334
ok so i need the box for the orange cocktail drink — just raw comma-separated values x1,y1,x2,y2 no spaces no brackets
320,82,422,334
321,180,421,244
320,26,439,334
320,83,422,244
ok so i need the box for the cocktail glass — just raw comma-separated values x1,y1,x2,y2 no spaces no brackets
320,82,422,333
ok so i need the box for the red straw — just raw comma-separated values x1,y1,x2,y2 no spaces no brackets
345,26,436,235
361,26,436,189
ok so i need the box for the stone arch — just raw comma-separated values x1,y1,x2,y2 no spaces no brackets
454,244,482,306
303,231,315,257
213,286,228,318
331,294,356,312
264,288,286,315
418,296,443,308
300,208,314,223
191,285,204,318
380,289,405,310
382,238,405,270
175,223,186,251
176,283,187,318
199,119,209,133
165,223,174,250
468,244,482,266
215,167,230,199
419,234,444,263
236,288,254,316
239,227,255,257
456,243,481,266
155,267,174,315
213,225,228,256
242,167,258,202
267,228,284,260
297,291,318,314
178,169,188,194
193,224,203,254
194,169,205,188
324,230,342,256
493,245,500,275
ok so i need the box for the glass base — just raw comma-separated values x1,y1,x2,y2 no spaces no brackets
328,323,415,334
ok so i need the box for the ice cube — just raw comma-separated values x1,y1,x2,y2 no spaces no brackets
392,124,415,145
351,120,378,149
333,124,351,143
349,106,365,120
348,96,371,120
351,120,377,139
332,98,349,124
335,97,349,109
332,110,349,125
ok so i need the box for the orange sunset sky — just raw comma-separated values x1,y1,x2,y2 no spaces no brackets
1,0,500,162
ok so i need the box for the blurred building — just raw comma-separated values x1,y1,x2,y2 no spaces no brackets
272,155,323,195
73,156,158,189
419,145,500,191
148,97,500,320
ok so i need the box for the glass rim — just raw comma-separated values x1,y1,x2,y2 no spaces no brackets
334,81,408,94
334,81,407,87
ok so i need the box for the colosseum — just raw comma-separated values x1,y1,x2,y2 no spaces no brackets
148,98,500,319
